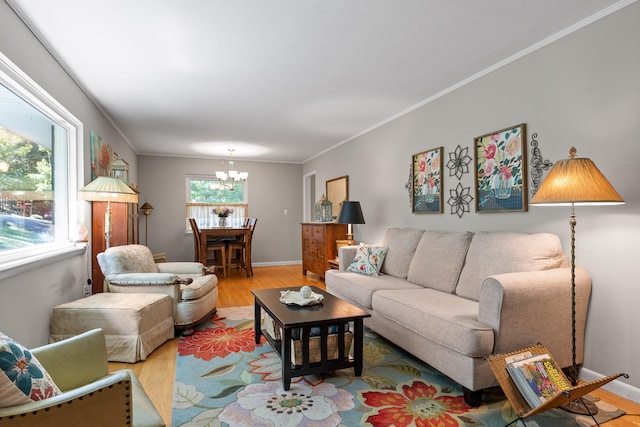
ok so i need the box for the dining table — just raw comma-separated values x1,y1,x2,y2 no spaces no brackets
196,219,253,277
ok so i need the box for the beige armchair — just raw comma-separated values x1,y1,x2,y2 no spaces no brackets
97,244,218,335
0,329,164,426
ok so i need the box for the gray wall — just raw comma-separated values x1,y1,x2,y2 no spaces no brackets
0,1,137,346
137,155,303,264
1,0,639,403
304,3,640,398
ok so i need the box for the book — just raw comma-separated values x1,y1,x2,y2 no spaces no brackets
506,353,570,409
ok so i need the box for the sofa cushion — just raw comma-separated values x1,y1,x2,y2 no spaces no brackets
407,231,473,293
346,244,388,276
325,270,423,310
380,227,425,279
0,332,62,408
456,232,565,301
371,289,494,357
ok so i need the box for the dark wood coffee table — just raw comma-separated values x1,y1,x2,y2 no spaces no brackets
252,286,370,390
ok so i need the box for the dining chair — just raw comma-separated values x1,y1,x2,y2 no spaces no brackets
189,218,227,277
226,218,257,277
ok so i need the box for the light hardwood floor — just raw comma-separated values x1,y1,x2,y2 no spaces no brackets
108,265,640,426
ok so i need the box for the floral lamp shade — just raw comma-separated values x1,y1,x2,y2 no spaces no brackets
315,194,333,222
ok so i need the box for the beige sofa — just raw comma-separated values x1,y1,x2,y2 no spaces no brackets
325,227,591,406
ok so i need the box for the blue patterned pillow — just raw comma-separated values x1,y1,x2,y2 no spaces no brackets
346,244,389,276
0,332,62,408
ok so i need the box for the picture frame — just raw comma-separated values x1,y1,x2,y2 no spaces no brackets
474,123,528,213
90,130,114,180
326,175,348,219
411,147,444,214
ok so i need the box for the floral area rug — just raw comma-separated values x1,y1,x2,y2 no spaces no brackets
172,306,624,427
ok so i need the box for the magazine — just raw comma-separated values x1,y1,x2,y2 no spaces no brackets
506,353,570,409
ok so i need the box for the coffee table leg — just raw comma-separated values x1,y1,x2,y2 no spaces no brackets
354,318,364,376
254,302,261,344
282,328,292,390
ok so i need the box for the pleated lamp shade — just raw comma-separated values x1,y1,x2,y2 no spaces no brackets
530,148,624,206
78,176,139,204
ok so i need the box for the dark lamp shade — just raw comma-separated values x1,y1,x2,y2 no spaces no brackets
337,201,365,224
530,155,624,206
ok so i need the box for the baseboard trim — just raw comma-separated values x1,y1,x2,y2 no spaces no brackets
581,368,640,403
253,260,302,267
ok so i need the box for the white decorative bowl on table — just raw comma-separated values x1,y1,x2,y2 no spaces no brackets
279,287,324,306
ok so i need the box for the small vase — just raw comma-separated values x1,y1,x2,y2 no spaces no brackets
495,174,512,199
218,216,227,227
423,186,435,203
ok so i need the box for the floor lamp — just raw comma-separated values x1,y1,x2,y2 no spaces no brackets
79,176,139,249
530,147,624,414
140,201,154,245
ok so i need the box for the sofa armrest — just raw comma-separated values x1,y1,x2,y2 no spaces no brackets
157,262,204,276
34,329,109,391
338,246,358,271
105,272,178,285
478,266,591,368
0,370,133,425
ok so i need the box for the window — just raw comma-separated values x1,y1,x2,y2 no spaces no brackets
186,175,248,230
0,53,80,268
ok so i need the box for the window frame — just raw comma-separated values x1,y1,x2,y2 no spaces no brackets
0,52,84,279
185,174,249,231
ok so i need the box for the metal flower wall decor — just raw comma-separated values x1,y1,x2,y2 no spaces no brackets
446,145,472,180
447,183,473,218
529,133,553,196
444,145,473,218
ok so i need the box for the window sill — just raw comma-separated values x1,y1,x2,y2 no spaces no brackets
0,244,86,281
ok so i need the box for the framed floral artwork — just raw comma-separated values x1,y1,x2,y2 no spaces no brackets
411,147,443,214
474,123,528,213
90,130,114,180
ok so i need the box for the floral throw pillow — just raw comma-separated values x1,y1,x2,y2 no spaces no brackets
346,244,389,276
0,332,62,408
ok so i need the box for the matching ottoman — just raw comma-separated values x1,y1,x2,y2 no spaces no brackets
50,293,174,363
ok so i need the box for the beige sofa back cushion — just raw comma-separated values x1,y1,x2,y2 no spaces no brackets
407,231,473,292
455,232,565,301
380,227,425,279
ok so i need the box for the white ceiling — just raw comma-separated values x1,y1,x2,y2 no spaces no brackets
8,0,624,163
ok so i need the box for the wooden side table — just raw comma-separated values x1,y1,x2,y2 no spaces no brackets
328,259,339,270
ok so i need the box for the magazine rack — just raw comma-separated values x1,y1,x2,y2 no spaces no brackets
488,344,626,419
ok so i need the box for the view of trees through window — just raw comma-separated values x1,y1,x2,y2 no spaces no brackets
0,126,54,250
189,177,245,203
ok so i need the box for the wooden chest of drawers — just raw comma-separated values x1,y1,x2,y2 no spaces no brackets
301,222,347,278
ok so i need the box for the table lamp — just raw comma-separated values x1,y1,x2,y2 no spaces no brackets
79,176,139,249
530,147,624,414
337,201,365,241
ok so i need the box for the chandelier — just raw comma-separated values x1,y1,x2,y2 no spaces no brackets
215,148,248,191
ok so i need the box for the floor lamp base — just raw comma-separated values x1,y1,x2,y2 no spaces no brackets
561,397,599,415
